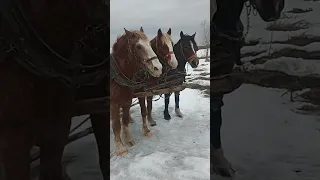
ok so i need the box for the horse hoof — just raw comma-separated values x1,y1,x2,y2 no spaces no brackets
164,111,171,120
150,121,157,126
175,108,183,118
127,140,135,147
144,131,152,136
116,149,128,156
211,166,236,178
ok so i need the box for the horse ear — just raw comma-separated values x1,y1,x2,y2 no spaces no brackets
124,28,131,35
157,28,163,38
140,27,144,32
180,31,184,38
167,28,171,35
192,32,196,38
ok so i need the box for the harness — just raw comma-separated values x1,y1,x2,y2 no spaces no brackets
110,35,158,90
0,0,109,87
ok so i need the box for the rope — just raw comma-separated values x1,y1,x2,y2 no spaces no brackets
69,116,91,134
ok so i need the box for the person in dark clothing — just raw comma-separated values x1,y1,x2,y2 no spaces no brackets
210,0,246,177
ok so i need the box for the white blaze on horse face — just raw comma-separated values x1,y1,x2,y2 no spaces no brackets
190,41,196,54
138,39,162,77
165,41,178,69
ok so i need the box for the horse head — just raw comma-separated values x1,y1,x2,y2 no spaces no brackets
250,0,285,22
150,28,178,70
178,31,199,68
112,28,163,78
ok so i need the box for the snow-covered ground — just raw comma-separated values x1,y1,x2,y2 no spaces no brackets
216,84,320,180
110,88,210,180
241,0,320,77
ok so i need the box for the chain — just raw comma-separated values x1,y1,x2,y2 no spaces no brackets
211,0,253,43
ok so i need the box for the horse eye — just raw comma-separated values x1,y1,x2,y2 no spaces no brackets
136,44,142,49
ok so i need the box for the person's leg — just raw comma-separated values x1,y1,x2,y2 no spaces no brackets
211,105,222,149
211,98,235,178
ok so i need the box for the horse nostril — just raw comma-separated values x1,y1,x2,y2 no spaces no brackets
154,67,159,71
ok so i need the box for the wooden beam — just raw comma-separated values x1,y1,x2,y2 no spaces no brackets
133,85,186,98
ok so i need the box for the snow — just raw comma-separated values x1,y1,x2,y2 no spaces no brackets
240,0,320,77
213,84,320,180
197,49,211,59
244,57,320,77
110,88,210,180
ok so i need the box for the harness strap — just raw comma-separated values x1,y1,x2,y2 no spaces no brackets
0,0,109,87
110,54,147,89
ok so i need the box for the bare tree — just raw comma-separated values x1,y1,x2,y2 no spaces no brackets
200,20,210,61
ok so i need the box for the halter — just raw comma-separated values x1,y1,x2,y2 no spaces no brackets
179,42,197,63
155,37,174,65
110,35,158,89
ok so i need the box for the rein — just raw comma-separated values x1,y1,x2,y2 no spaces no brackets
110,37,157,90
154,37,174,66
179,42,196,63
0,0,109,87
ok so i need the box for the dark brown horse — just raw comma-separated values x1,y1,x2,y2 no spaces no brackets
135,28,178,132
110,28,162,156
0,0,107,179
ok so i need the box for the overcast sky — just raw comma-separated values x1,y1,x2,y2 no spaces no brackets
110,0,210,46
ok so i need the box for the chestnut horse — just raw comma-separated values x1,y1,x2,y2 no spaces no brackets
110,28,162,156
135,28,178,131
0,0,107,179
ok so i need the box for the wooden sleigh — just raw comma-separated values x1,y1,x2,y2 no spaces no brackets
28,81,186,166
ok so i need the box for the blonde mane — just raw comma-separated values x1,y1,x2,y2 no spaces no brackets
160,32,173,45
131,30,149,41
112,29,149,53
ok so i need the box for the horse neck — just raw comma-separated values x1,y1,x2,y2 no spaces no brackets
173,40,187,71
213,0,246,31
112,46,140,79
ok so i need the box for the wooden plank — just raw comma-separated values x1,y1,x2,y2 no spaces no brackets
133,85,186,98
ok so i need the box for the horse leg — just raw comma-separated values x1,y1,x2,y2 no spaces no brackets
38,118,71,180
111,102,127,156
163,93,171,120
147,96,156,126
174,91,183,118
129,113,135,124
0,129,32,180
138,97,151,136
121,100,135,146
91,113,110,180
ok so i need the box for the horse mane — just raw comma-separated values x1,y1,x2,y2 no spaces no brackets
112,30,149,54
160,33,173,45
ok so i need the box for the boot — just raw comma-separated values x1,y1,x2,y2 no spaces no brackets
211,147,236,178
